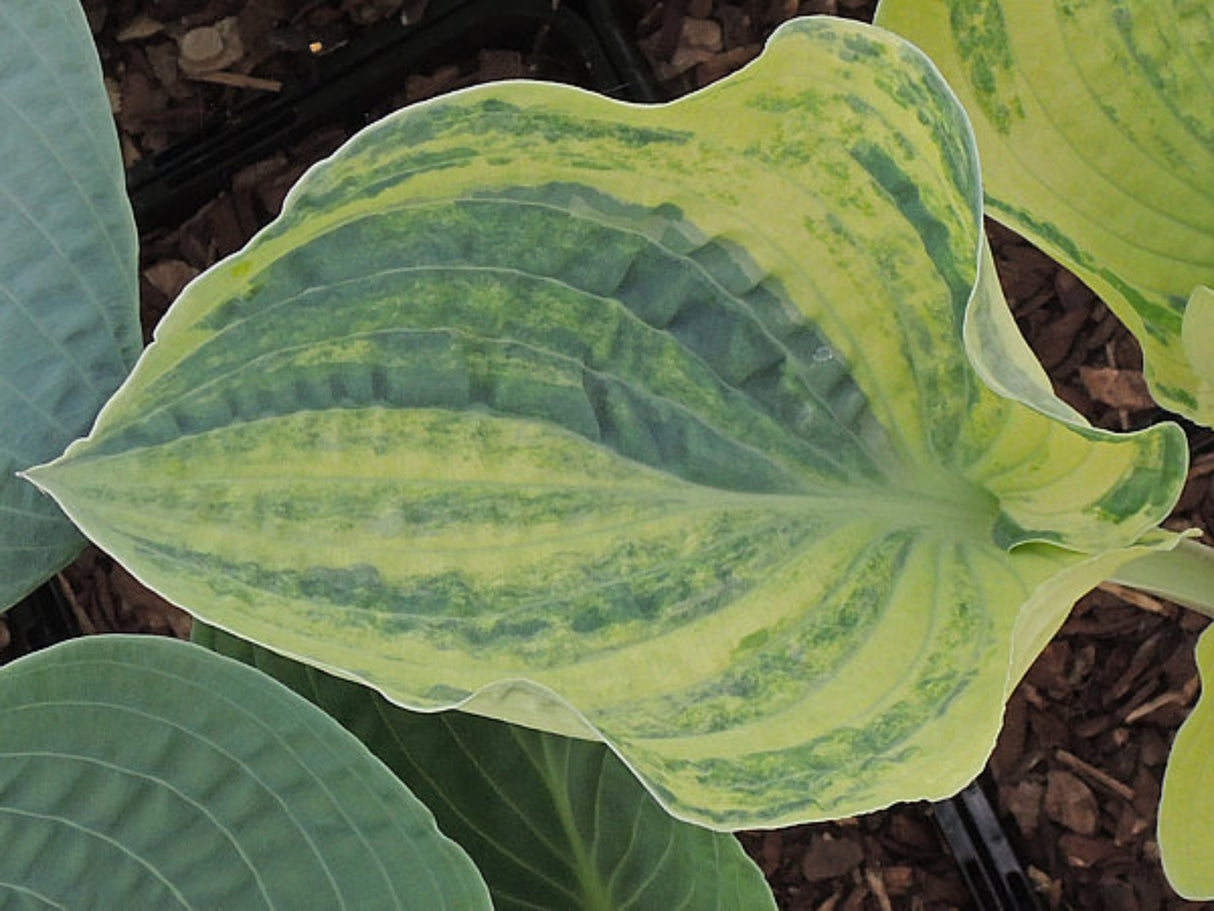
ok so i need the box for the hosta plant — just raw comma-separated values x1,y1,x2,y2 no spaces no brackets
4,0,1213,906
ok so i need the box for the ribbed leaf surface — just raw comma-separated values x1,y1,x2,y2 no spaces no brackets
1158,624,1214,899
0,635,491,910
0,0,142,606
196,622,776,911
876,0,1214,426
25,19,1187,826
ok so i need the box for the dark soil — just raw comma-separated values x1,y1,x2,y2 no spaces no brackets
21,1,1213,908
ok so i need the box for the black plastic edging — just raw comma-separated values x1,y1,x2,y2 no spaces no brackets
0,578,80,666
933,779,1044,910
127,0,662,232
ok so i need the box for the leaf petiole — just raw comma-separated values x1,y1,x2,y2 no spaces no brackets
1108,538,1214,619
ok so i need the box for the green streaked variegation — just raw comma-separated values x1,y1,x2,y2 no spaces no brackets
876,0,1214,426
0,635,491,910
0,0,142,607
1158,623,1214,900
196,622,777,911
23,19,1188,826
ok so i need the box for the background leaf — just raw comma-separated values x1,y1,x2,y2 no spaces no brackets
1158,624,1214,900
876,0,1214,425
0,634,491,910
25,18,1187,826
195,622,777,911
0,0,142,606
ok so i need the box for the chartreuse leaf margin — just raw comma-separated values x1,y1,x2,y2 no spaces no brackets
24,18,1188,828
0,0,142,607
0,635,491,910
875,0,1214,426
195,622,776,911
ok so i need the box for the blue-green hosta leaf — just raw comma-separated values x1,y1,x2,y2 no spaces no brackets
876,0,1214,426
24,19,1187,826
195,623,776,911
1158,623,1214,900
0,635,491,910
0,0,142,606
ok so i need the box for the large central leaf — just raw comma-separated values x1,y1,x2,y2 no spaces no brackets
25,18,1186,827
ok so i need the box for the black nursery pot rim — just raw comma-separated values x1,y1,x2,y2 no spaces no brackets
125,0,661,233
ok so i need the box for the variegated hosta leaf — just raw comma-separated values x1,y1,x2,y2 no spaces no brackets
0,0,142,606
195,622,777,911
1159,623,1214,900
0,635,491,910
24,18,1188,827
876,0,1214,426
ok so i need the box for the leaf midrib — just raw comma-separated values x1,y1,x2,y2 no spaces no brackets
54,465,999,557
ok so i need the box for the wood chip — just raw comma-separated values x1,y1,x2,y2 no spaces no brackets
639,29,716,81
1044,769,1099,835
696,44,761,85
1183,672,1202,701
1120,678,1163,722
1114,801,1151,845
179,18,244,76
800,834,864,882
144,48,179,99
1027,865,1062,907
841,884,869,911
886,810,937,852
187,71,283,92
119,69,167,124
477,48,528,81
406,64,462,103
181,26,225,66
1190,451,1214,479
117,14,164,41
1055,268,1096,310
143,260,200,300
1124,689,1186,723
400,0,430,24
1079,366,1155,410
1002,779,1044,835
1096,581,1168,614
1035,305,1087,369
1107,630,1164,702
681,17,724,52
1058,832,1116,868
865,867,893,911
880,866,915,895
759,831,782,876
110,564,192,639
1054,749,1135,801
104,76,122,115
